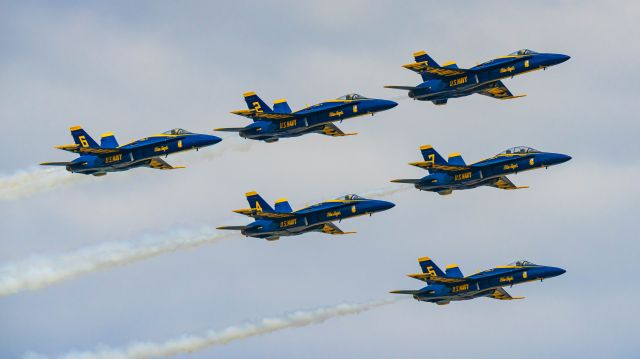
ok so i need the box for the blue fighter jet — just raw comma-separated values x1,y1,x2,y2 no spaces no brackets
391,144,571,195
41,126,222,176
386,49,570,105
215,92,397,142
217,191,395,241
391,257,566,305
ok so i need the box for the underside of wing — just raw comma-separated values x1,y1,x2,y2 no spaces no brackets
230,109,295,120
409,161,469,172
488,287,524,300
478,80,526,100
402,61,469,78
148,158,185,170
55,144,120,155
318,123,357,137
320,222,356,235
489,176,529,190
407,273,466,284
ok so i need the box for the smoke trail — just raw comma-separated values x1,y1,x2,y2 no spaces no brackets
26,299,395,359
0,138,251,201
0,167,92,201
0,227,236,297
360,185,411,199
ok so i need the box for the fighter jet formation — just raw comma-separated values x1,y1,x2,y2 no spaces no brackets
36,47,573,309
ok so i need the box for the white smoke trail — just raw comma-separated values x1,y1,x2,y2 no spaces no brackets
26,299,395,359
0,227,236,297
0,167,92,201
360,185,411,199
0,138,252,201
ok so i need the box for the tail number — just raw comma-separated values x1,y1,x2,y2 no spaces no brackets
425,266,437,277
252,102,263,113
79,135,89,147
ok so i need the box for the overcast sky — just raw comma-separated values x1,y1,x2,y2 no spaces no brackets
1,1,639,358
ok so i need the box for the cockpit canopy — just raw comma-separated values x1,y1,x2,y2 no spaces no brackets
498,146,540,155
508,260,538,267
336,194,365,200
337,93,369,101
163,128,193,135
508,49,539,56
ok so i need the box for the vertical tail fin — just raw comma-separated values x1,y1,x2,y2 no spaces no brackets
274,198,293,213
243,92,273,113
245,191,274,213
100,132,119,148
418,257,446,277
273,99,292,114
419,145,447,165
70,126,99,148
447,152,466,166
413,50,440,81
445,264,464,278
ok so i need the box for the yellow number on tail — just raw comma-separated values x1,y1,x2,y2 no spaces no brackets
252,101,263,113
254,201,263,212
425,154,435,165
79,135,89,147
426,266,437,277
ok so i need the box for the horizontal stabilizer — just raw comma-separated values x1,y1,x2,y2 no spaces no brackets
389,290,422,295
214,127,246,132
216,225,250,231
55,144,120,155
407,273,466,284
40,161,76,166
390,179,421,184
384,85,419,91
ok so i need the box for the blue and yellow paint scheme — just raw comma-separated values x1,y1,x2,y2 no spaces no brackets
217,191,395,241
391,144,571,195
391,257,565,305
215,92,397,142
386,49,570,105
41,126,222,176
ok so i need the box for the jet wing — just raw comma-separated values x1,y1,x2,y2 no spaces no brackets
488,287,524,300
320,222,356,235
389,290,423,295
40,161,77,166
402,61,469,78
55,144,120,155
147,158,185,170
478,81,526,100
318,123,357,137
407,273,466,284
230,109,295,120
409,161,469,172
232,208,293,219
488,176,529,190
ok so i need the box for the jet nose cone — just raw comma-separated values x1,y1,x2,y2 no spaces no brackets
545,53,571,66
372,99,398,112
547,267,566,278
554,154,572,164
376,200,396,211
202,134,222,146
558,54,571,63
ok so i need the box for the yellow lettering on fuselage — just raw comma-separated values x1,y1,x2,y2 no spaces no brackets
154,145,169,152
454,172,472,181
326,210,341,218
279,119,297,129
280,218,297,227
105,154,123,164
500,66,515,74
451,283,469,293
329,110,344,117
499,276,514,283
449,76,467,87
503,164,518,171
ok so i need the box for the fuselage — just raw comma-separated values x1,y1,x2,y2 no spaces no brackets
414,265,566,304
409,52,570,102
67,133,221,175
415,151,571,193
239,98,397,141
241,198,395,239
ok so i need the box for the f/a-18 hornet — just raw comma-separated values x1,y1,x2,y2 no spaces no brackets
386,49,570,105
391,257,566,305
215,92,397,142
217,191,395,240
391,144,571,195
41,126,221,176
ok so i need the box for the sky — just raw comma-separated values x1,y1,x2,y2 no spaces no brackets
1,0,639,358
